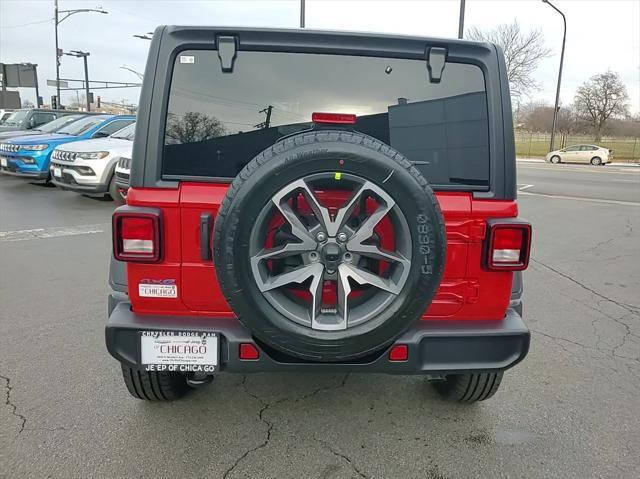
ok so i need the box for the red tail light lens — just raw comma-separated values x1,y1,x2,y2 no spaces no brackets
312,112,357,124
113,208,162,262
388,344,408,362
486,222,531,271
239,343,260,360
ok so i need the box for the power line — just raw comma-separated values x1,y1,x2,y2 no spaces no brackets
2,18,53,29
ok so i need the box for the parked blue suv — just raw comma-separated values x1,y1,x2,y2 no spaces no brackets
0,115,135,181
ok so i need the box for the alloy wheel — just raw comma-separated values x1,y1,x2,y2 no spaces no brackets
249,173,411,331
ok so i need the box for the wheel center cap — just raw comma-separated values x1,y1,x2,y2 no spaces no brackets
322,242,341,263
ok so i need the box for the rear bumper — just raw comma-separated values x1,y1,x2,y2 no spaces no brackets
106,296,530,374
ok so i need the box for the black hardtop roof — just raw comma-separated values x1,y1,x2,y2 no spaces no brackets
160,25,496,53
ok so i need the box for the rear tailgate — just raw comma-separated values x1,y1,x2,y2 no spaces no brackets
123,185,517,321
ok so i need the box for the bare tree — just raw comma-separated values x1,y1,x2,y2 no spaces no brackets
555,105,584,136
520,101,584,135
21,99,35,108
574,70,630,142
66,93,87,110
165,112,226,144
467,21,551,100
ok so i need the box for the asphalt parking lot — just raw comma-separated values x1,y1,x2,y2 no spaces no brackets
1,162,639,478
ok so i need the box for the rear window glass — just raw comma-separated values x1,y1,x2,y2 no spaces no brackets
163,50,490,188
110,123,136,140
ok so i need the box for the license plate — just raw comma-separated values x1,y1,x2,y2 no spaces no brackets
140,331,218,372
139,283,177,298
53,167,62,177
0,157,6,167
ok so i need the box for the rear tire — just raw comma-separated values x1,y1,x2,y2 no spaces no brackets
120,364,190,401
550,155,561,164
108,174,124,204
590,156,602,166
432,372,503,403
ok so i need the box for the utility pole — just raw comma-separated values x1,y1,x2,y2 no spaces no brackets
543,0,567,152
54,2,107,109
458,0,466,39
300,0,305,28
54,0,60,105
255,105,273,129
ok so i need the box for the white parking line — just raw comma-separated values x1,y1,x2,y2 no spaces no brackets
517,184,534,191
519,191,640,206
0,223,108,242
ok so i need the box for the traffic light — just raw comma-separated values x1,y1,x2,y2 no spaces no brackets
97,95,101,108
51,95,58,109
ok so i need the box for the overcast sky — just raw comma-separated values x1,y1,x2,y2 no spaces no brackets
1,0,638,113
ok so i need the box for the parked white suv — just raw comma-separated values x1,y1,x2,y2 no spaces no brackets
113,154,132,203
546,144,613,165
50,123,135,199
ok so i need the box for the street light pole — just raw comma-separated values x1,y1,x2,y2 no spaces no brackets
133,32,153,40
543,0,567,152
82,53,90,111
300,0,305,28
64,50,91,111
120,66,144,81
458,0,466,39
33,64,41,107
54,1,107,109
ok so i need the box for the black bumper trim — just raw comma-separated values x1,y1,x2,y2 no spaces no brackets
50,177,108,194
0,168,49,179
106,298,529,374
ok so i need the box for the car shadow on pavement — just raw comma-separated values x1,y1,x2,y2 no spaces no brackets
113,373,487,477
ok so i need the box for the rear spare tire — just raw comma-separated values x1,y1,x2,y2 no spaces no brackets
213,130,446,361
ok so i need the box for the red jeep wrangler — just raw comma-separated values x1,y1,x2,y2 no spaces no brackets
107,27,531,403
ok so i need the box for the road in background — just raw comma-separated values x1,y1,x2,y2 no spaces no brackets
518,161,640,203
1,167,639,478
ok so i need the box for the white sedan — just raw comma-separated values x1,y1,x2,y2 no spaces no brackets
545,144,613,165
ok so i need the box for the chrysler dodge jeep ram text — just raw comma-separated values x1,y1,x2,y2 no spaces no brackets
106,27,531,403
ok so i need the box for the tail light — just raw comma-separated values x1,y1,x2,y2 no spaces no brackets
388,344,409,362
485,221,531,271
239,343,260,360
312,112,357,124
113,207,162,262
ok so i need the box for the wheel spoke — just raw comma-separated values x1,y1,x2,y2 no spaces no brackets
251,241,315,264
347,243,410,268
257,262,324,293
347,200,394,247
336,265,352,330
297,178,333,233
309,270,325,329
327,182,366,236
338,263,401,294
273,200,317,244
